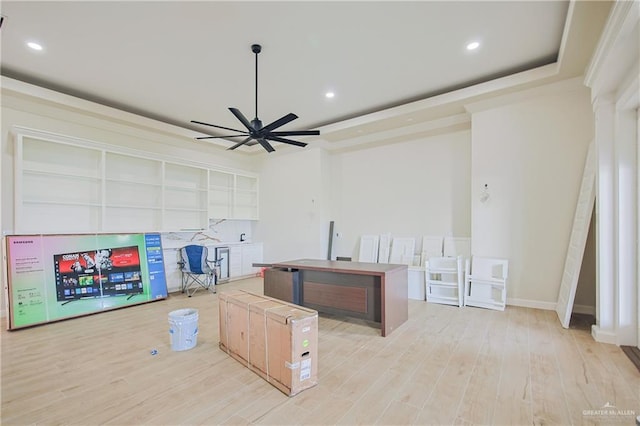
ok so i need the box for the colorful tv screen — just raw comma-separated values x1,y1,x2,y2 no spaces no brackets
54,246,144,302
6,233,168,330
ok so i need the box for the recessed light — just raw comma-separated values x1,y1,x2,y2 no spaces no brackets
466,41,480,51
27,41,43,51
325,92,335,99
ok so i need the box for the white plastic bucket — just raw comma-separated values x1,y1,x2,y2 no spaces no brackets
168,308,199,351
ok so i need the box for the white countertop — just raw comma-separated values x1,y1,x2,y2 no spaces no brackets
161,240,259,250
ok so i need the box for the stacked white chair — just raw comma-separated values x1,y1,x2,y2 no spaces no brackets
425,255,464,307
358,235,380,263
464,256,509,311
443,236,471,259
378,233,392,264
420,236,444,267
389,237,416,265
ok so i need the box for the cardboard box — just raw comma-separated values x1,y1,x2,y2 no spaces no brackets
219,290,318,396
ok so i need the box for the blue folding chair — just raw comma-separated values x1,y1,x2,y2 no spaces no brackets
177,245,220,296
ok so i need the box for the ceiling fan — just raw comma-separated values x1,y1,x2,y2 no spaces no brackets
191,44,320,153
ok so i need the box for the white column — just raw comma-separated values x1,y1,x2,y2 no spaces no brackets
592,95,617,343
615,108,638,345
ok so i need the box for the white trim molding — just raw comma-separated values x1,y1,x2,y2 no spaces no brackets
585,0,639,347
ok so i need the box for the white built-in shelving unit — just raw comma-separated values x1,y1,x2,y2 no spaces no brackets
13,127,259,234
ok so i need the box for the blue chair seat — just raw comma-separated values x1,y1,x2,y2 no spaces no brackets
178,245,219,297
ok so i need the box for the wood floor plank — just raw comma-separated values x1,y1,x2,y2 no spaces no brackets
491,306,533,425
2,276,639,425
454,306,507,424
334,367,412,425
377,400,419,425
528,308,572,425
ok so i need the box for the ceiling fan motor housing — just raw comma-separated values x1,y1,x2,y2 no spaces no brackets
251,118,263,132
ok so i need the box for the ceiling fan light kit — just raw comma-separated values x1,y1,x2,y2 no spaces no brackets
191,44,320,153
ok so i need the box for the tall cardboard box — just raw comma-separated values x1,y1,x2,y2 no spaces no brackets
219,290,318,396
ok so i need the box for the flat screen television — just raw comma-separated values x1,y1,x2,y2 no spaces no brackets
54,245,144,302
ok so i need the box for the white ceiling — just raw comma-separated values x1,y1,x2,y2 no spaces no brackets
0,1,612,154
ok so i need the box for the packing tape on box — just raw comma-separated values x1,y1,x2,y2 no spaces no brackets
223,299,230,355
261,304,292,383
248,299,281,383
262,305,277,382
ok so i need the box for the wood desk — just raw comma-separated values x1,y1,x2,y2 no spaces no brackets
267,259,408,337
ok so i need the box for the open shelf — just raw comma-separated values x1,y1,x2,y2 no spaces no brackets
14,131,260,233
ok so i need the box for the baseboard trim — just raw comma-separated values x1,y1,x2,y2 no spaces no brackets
507,298,556,311
591,325,618,344
572,304,596,316
505,299,596,316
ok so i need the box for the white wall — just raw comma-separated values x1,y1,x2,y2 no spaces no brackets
330,130,471,260
1,84,258,236
470,83,594,307
1,79,259,317
2,76,602,318
254,148,332,262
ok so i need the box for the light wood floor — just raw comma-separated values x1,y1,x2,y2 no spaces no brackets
2,277,639,425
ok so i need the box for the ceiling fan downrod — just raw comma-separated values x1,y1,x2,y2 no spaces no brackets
252,44,261,125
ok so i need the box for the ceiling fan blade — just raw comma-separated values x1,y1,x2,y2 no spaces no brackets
262,113,298,132
229,107,254,132
227,136,253,151
196,134,251,140
191,120,246,134
270,130,320,136
266,135,308,148
256,138,275,153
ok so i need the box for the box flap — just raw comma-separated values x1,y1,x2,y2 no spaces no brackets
265,305,318,324
222,290,317,325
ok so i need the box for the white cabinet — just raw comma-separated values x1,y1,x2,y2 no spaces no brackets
209,172,259,220
229,245,243,278
163,243,263,289
209,170,234,219
13,128,260,233
162,249,182,293
164,163,208,231
225,243,264,280
17,136,103,233
234,175,259,220
241,243,264,276
104,152,163,232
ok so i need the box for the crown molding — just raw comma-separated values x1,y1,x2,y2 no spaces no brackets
585,0,638,90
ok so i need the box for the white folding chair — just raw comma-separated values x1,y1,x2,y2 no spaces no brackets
358,235,380,263
464,256,508,311
378,233,392,264
425,255,464,307
420,236,444,267
443,237,471,259
389,237,416,265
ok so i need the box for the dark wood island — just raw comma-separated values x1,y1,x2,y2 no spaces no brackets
264,259,408,337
